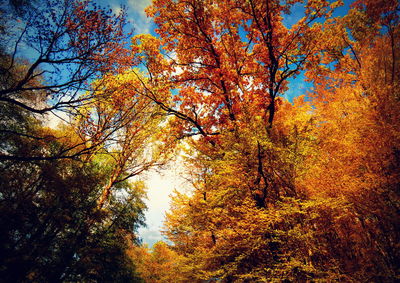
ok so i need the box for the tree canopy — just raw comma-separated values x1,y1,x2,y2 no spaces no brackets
0,0,399,282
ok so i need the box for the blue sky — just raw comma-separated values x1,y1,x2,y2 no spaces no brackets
282,0,353,102
97,0,155,35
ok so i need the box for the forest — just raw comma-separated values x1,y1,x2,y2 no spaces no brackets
0,0,399,282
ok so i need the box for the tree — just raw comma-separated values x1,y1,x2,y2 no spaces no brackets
128,241,187,283
155,0,400,281
300,0,400,279
76,70,175,208
0,2,170,281
0,0,129,113
0,119,146,282
142,0,338,140
0,0,130,161
2,0,399,281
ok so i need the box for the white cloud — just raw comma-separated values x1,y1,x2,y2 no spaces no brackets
43,110,70,129
127,0,153,35
111,4,123,16
138,154,192,247
131,16,152,35
128,0,152,16
137,226,164,247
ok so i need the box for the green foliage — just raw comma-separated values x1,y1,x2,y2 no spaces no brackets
0,3,148,279
0,110,146,281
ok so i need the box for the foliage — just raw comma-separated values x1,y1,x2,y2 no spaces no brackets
0,1,164,282
127,241,187,283
0,110,146,281
143,0,400,281
1,0,399,282
0,0,131,161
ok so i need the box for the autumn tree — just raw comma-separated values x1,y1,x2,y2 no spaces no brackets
145,0,400,281
142,0,339,137
76,70,175,208
163,99,343,281
0,0,130,161
0,59,162,280
127,241,188,283
299,0,400,279
0,42,171,283
2,0,399,281
0,1,172,281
